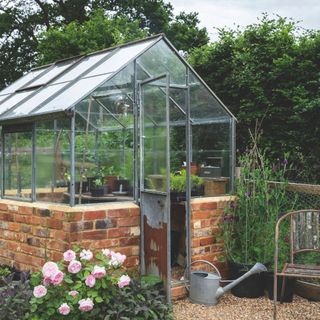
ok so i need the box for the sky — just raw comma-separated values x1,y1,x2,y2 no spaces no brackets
169,0,320,40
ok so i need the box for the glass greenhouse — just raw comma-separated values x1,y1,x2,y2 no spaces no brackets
0,35,236,296
0,34,235,206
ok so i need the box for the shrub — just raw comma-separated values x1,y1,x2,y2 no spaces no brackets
28,248,131,319
104,279,174,320
0,271,32,320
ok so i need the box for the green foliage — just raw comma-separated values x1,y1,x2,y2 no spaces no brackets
170,170,204,192
0,266,11,277
37,10,147,64
29,249,130,319
222,132,295,265
0,271,32,320
189,14,320,183
104,280,174,320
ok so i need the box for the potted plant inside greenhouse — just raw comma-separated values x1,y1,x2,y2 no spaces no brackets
170,170,204,202
222,131,294,298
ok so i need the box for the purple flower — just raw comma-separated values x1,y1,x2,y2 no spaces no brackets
245,191,251,198
282,159,288,166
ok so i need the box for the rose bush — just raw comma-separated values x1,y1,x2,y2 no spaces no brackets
28,247,130,319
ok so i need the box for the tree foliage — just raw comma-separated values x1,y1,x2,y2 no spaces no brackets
189,15,320,183
0,0,208,88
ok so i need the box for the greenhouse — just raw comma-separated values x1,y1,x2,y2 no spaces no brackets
0,34,236,298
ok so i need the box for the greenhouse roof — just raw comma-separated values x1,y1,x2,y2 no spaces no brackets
0,35,162,124
0,34,235,124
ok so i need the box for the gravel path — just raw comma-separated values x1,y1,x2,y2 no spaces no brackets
173,294,320,320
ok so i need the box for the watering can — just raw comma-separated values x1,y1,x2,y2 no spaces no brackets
185,260,267,305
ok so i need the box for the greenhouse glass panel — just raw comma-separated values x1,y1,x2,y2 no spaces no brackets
3,130,32,199
4,82,67,119
23,60,76,88
85,40,156,78
34,74,111,114
73,64,135,203
0,94,9,104
0,91,34,116
35,118,71,203
52,52,113,84
0,68,48,95
189,72,229,122
137,39,186,85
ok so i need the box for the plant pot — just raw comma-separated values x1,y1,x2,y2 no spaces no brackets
191,184,204,197
265,272,295,302
87,177,96,192
228,261,265,298
91,187,105,197
170,191,186,202
67,181,88,194
294,280,320,301
105,175,118,193
114,179,129,192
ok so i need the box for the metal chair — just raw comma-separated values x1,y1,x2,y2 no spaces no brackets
274,209,320,319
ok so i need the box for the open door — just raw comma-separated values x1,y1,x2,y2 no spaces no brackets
139,73,171,301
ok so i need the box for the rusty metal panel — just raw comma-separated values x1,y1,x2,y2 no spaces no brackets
141,192,169,282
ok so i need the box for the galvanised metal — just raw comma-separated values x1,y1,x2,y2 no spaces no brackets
70,112,75,206
7,133,11,190
31,123,36,202
185,67,192,281
230,118,236,193
133,60,139,202
1,128,5,198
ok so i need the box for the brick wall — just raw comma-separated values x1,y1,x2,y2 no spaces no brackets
190,196,235,279
0,200,140,272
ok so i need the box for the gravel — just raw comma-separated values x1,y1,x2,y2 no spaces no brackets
173,294,320,320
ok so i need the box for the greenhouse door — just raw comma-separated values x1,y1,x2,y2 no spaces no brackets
139,74,171,300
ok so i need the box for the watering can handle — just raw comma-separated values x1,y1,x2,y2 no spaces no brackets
184,259,221,292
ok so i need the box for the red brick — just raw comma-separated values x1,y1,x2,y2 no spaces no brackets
192,210,213,220
191,202,217,210
67,212,82,222
107,227,131,238
8,222,21,232
200,236,214,246
2,213,14,221
31,216,42,225
0,203,8,211
129,208,140,216
47,240,68,252
15,215,32,224
52,211,66,220
19,206,34,215
112,247,132,257
84,210,106,220
124,256,139,267
171,285,187,300
192,238,200,248
119,237,139,246
117,216,140,227
47,219,63,230
52,230,68,241
107,209,130,218
82,230,107,240
50,251,63,261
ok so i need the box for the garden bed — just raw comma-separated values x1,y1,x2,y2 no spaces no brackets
173,294,320,320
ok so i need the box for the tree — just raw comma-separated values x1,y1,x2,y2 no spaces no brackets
0,0,208,88
37,10,147,64
189,15,320,182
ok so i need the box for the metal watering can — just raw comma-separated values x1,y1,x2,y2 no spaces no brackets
185,260,267,305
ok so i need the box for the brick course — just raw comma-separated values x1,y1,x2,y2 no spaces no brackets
0,200,140,272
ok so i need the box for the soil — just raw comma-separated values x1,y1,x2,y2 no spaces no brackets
173,293,320,320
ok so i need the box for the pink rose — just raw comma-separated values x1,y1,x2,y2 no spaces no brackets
102,248,113,258
109,252,126,267
117,275,131,288
78,298,94,312
51,270,64,286
58,303,70,315
68,290,79,297
33,285,47,298
43,276,52,286
91,265,106,279
63,250,76,262
85,275,96,287
80,249,93,261
68,260,82,273
42,261,59,278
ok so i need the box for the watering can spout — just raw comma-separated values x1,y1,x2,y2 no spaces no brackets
216,262,267,299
